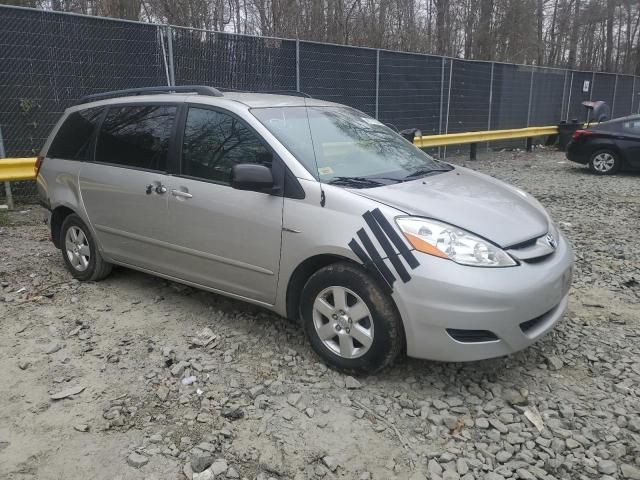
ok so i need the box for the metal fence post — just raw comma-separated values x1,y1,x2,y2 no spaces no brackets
296,40,301,93
566,72,574,121
438,58,445,158
526,68,534,127
443,60,453,159
487,62,494,153
560,69,568,122
375,49,380,119
611,74,618,117
0,127,14,210
166,26,175,86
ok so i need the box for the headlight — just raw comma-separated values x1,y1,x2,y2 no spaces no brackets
395,217,517,267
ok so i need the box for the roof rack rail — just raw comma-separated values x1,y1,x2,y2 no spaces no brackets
219,88,312,98
76,85,223,105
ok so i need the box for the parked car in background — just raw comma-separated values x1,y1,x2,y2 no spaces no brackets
566,115,640,175
36,86,574,374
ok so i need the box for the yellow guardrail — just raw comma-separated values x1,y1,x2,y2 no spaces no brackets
0,125,561,182
414,126,559,148
0,157,37,182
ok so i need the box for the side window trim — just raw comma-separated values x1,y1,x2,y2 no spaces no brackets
176,103,304,198
92,101,181,174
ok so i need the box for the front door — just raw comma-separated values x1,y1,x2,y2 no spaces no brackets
163,106,284,304
79,104,177,271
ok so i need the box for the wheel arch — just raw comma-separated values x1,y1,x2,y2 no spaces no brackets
285,254,361,323
590,144,629,167
50,205,77,249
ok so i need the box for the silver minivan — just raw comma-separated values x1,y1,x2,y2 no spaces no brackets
37,86,573,374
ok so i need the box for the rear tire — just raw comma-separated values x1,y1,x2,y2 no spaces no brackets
300,262,404,375
589,149,620,175
60,214,112,281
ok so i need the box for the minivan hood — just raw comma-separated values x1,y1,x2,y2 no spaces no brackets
355,167,549,247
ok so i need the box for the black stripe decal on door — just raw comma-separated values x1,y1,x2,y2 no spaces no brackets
348,239,393,293
356,229,397,288
362,211,411,283
348,209,421,292
370,208,419,269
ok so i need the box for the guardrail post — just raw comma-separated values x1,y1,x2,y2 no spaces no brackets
470,142,477,160
0,127,13,210
526,137,533,152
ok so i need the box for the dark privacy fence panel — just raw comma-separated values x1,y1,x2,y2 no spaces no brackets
530,68,566,126
0,4,638,159
377,51,443,134
613,76,635,117
490,64,532,130
447,60,492,133
173,28,297,91
0,6,165,156
566,71,595,122
299,42,377,117
592,73,616,113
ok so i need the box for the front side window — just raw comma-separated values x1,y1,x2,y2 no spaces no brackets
48,107,103,160
251,106,452,188
181,107,272,184
96,105,176,171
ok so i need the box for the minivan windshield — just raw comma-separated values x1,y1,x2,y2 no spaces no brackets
251,106,452,187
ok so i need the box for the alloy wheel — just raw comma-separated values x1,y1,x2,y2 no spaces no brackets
592,152,616,173
65,226,91,272
312,286,374,359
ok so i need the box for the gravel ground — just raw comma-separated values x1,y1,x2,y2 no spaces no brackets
0,149,639,480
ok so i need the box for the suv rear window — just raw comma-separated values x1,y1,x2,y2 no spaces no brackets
48,107,103,160
96,105,176,171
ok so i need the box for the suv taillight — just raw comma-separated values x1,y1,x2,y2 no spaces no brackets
34,155,44,176
572,130,593,141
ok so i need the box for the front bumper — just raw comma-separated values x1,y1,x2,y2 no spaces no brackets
391,231,574,362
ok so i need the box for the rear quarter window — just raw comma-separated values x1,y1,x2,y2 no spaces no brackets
48,107,103,160
95,105,176,171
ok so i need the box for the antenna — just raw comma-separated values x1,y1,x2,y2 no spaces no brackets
302,97,326,207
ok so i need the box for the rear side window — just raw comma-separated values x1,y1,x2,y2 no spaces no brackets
96,105,176,171
48,107,103,160
181,107,272,184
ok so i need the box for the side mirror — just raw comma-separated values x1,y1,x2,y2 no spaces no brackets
231,164,274,193
399,128,422,144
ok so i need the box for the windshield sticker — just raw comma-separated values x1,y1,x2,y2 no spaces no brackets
318,166,334,176
348,208,420,292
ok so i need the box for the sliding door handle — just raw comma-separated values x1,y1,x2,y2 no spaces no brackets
171,189,193,199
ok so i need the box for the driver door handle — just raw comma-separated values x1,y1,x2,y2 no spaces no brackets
171,189,193,199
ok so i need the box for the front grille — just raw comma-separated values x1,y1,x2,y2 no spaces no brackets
446,329,499,343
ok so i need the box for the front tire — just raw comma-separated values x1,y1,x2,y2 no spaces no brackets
300,262,404,374
60,214,112,281
589,149,620,175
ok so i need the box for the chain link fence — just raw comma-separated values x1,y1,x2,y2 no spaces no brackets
1,4,639,207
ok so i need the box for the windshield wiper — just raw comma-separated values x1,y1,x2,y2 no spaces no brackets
327,176,385,188
403,166,454,180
